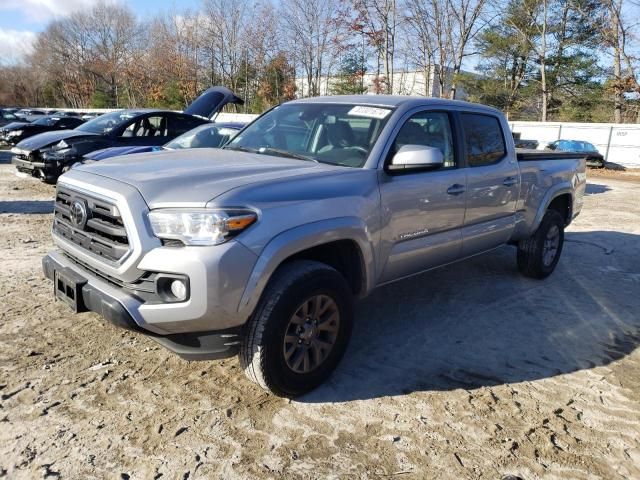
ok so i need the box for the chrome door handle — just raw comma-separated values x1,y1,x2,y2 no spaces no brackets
503,177,517,187
447,184,466,195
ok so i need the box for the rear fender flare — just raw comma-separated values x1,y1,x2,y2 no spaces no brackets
531,182,573,234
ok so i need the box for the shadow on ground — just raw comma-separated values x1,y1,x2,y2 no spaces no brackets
304,230,640,402
585,183,612,195
0,200,53,214
0,150,12,164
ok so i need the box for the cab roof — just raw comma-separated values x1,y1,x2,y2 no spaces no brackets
287,95,502,115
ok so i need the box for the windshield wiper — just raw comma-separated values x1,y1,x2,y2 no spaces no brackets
258,147,318,163
223,145,259,153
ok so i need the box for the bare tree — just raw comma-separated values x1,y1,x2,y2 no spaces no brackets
505,0,551,121
448,0,489,99
404,0,437,96
353,0,398,93
601,0,640,123
281,0,342,97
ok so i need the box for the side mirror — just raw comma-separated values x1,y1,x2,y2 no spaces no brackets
389,144,444,171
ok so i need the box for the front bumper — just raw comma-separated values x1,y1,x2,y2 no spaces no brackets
43,251,244,360
12,156,47,172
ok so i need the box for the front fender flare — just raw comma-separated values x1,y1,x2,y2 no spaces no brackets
237,217,376,318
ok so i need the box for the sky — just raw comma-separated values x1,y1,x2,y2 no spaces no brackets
0,0,200,63
1,0,638,70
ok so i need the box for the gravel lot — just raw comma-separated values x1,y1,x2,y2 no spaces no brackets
1,149,639,479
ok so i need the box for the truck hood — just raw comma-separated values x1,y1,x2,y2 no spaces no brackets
16,129,98,152
72,148,345,208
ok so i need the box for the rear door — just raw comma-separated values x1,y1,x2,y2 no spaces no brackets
459,112,518,256
378,110,466,284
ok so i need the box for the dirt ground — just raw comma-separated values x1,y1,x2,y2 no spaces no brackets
1,150,639,479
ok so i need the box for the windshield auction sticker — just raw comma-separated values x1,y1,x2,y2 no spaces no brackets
348,106,391,119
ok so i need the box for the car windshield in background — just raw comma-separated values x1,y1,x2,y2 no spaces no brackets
75,110,139,134
32,116,59,127
2,112,17,120
225,103,392,167
165,124,239,150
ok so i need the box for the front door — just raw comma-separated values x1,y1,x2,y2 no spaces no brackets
378,110,467,284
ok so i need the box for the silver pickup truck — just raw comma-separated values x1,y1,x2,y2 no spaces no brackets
43,96,586,397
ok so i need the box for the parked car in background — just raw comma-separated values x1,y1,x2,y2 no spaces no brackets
15,109,47,122
11,86,242,183
512,132,539,150
545,139,605,168
0,109,20,128
43,95,587,396
0,115,85,147
81,122,246,163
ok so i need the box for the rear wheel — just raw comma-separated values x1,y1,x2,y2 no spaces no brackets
239,260,353,397
517,210,565,279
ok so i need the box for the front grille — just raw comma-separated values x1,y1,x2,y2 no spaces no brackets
63,253,157,299
53,186,131,263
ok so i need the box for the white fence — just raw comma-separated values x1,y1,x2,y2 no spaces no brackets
215,112,257,123
510,121,640,168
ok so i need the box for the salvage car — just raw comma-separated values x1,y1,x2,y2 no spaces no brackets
546,139,605,168
43,96,587,397
15,109,46,122
80,122,245,163
0,115,85,147
12,86,242,183
0,109,20,128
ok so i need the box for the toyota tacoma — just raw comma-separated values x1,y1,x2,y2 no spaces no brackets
43,96,587,397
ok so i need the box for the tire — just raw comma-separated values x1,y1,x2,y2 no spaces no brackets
517,210,565,279
239,260,354,397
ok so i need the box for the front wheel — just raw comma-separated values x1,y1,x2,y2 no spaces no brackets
239,260,354,397
517,210,565,279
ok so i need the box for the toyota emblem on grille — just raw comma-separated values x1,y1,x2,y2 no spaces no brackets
69,198,88,229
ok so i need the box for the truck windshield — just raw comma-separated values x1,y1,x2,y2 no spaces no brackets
225,103,392,167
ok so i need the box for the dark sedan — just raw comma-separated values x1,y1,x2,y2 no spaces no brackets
81,122,245,163
545,139,605,168
0,115,84,147
12,86,242,183
0,109,20,128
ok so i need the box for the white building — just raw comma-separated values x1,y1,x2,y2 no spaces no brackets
295,66,470,99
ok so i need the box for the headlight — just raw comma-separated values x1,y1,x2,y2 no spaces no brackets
148,208,257,246
8,130,23,137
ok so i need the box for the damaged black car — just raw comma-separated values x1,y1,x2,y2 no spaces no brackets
0,115,85,147
12,86,242,184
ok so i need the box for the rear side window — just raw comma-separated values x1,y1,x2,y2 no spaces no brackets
168,115,205,136
461,113,506,167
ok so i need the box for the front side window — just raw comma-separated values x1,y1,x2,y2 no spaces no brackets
461,113,506,167
76,111,140,134
390,111,455,168
226,103,392,167
168,115,204,137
